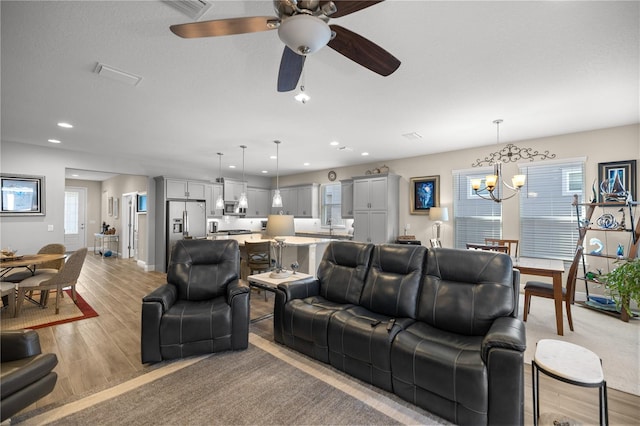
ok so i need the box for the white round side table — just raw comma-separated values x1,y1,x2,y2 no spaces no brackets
532,339,608,426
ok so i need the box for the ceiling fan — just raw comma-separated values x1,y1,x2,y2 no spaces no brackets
170,0,401,92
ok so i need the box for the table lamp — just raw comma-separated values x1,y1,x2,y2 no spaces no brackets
266,214,295,278
429,207,449,242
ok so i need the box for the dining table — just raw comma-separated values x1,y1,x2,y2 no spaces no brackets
0,253,66,277
513,256,567,336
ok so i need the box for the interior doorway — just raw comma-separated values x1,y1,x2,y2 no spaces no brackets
64,186,87,251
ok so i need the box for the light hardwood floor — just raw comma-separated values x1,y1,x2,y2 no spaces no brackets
16,253,640,424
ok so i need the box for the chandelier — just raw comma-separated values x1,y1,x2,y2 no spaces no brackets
470,120,526,203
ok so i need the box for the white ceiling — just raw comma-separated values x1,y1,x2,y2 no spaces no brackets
2,1,638,179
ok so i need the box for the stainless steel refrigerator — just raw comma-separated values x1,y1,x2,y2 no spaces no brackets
166,199,207,267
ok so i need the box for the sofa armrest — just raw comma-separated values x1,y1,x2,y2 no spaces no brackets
227,278,250,302
481,316,526,363
142,284,177,312
276,277,320,302
141,284,177,363
1,330,42,362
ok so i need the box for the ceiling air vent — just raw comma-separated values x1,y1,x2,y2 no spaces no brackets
163,0,212,20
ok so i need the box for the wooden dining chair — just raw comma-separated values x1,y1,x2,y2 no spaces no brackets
466,243,509,253
485,238,519,257
15,248,87,316
244,241,272,300
523,246,583,331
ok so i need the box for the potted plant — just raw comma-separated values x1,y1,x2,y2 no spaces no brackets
603,257,640,322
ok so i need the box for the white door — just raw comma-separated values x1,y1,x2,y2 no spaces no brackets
64,187,87,251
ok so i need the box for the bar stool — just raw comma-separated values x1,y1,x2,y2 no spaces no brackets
532,339,608,426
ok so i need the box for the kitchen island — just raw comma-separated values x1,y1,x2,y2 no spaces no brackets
208,233,331,278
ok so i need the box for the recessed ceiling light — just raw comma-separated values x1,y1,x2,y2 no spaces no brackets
270,155,277,160
71,174,79,177
229,165,236,169
361,152,369,156
330,141,339,146
303,162,310,166
261,170,268,174
48,139,61,144
57,122,73,128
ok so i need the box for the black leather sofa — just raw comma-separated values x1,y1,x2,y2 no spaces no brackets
141,239,250,363
274,241,525,425
1,329,58,422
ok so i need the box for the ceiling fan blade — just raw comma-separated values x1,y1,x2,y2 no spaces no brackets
327,0,385,18
327,25,400,76
277,46,306,92
170,16,279,38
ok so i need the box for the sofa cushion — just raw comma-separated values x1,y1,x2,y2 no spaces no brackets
391,321,487,425
328,306,413,391
418,248,515,336
159,297,232,359
167,239,239,301
316,241,374,305
280,297,353,363
359,244,425,318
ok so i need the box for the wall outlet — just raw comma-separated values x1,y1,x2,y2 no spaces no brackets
47,225,54,231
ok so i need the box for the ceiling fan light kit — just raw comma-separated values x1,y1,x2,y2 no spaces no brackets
170,0,400,93
278,14,331,55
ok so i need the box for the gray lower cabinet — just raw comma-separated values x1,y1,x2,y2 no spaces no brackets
352,174,399,244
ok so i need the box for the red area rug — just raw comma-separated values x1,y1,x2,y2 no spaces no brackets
1,290,99,330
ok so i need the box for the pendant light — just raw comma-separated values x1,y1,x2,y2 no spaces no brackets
238,145,248,210
272,140,283,208
215,152,224,210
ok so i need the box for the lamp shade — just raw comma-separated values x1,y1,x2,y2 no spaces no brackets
266,214,295,237
429,207,449,222
278,14,331,55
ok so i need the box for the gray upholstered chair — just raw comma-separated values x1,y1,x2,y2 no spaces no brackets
0,329,58,422
15,248,87,316
141,239,250,363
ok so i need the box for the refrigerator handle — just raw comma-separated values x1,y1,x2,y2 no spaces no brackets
183,210,188,237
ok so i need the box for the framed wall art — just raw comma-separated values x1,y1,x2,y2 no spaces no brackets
0,174,45,216
598,160,636,202
108,196,114,216
410,175,440,214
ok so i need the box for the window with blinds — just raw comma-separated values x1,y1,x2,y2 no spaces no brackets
453,168,502,249
321,183,344,227
519,158,585,261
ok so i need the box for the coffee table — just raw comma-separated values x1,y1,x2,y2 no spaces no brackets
247,271,312,323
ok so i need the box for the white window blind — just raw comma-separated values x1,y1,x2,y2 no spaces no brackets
453,168,502,249
519,159,585,261
321,183,344,227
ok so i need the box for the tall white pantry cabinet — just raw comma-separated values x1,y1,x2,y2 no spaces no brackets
352,174,399,244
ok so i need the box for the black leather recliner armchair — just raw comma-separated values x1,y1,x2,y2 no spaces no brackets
1,329,58,422
141,239,250,363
